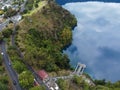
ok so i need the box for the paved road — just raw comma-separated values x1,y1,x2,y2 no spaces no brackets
0,18,10,31
0,41,22,90
20,0,27,13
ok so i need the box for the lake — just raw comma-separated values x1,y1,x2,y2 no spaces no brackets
56,0,120,5
57,0,120,82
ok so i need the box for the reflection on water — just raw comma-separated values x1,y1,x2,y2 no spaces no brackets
56,0,120,5
63,2,120,82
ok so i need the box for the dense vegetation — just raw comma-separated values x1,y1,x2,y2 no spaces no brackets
7,45,35,89
57,75,120,90
3,7,18,18
24,0,43,13
16,0,77,72
0,28,13,41
2,0,120,90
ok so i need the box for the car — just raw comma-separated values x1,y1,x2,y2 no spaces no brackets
50,87,54,90
1,52,4,55
54,83,59,90
13,80,17,85
9,62,11,66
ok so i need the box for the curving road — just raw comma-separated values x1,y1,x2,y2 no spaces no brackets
1,0,49,89
20,0,27,13
0,1,27,89
11,22,49,90
0,41,22,90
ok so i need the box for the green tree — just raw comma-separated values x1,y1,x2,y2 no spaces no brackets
13,61,27,74
0,32,3,41
57,79,69,90
0,76,9,84
73,75,83,85
4,7,17,18
113,81,120,88
94,79,106,86
2,28,12,38
19,71,34,89
35,3,38,8
29,86,45,90
60,27,72,47
0,82,8,90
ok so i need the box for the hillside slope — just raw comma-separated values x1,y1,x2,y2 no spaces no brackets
16,0,77,71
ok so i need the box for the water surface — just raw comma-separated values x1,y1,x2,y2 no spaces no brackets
56,0,120,5
63,2,120,82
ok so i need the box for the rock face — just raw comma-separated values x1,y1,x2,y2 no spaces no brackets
16,0,77,71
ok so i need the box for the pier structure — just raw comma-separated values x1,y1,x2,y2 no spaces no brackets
74,62,86,75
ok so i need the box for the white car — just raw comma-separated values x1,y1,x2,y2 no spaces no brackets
9,62,11,66
54,83,59,90
1,52,4,55
50,87,54,90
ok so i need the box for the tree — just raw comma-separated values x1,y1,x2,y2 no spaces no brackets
0,32,3,41
57,79,69,90
113,81,120,88
94,79,106,85
60,26,72,47
2,28,12,38
35,3,38,8
0,76,9,84
4,7,17,18
0,82,8,90
13,61,27,74
73,75,83,86
19,71,34,89
29,86,45,90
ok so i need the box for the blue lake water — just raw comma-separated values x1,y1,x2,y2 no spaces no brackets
58,1,120,82
56,0,120,5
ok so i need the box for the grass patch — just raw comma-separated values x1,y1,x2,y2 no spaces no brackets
24,1,47,16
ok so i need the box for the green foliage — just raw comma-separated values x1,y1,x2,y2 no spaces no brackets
19,71,34,89
29,86,45,90
57,79,69,90
25,0,42,11
4,7,17,18
93,85,110,90
0,73,9,89
0,82,8,90
13,60,27,74
0,32,3,41
73,75,83,85
60,26,72,47
94,79,106,85
26,0,34,10
92,79,120,90
0,58,9,90
16,2,77,72
35,3,39,8
0,66,5,73
0,55,2,65
2,28,13,38
0,76,9,84
72,75,92,90
24,28,71,71
7,44,35,89
113,81,120,88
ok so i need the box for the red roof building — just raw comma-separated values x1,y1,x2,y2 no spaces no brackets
38,70,48,80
